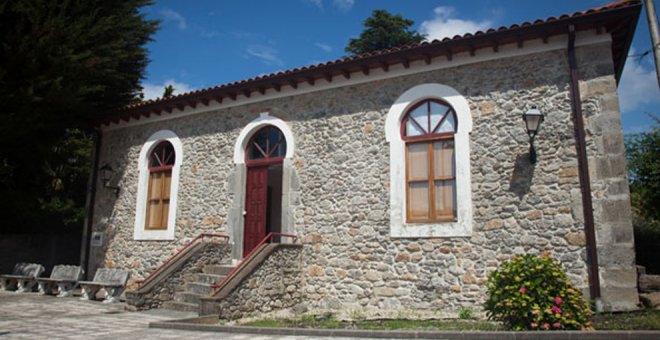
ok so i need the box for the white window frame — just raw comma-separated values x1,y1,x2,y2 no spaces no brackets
133,130,183,240
233,112,295,164
386,83,473,237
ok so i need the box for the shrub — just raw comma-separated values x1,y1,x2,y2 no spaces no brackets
458,308,474,320
483,254,593,331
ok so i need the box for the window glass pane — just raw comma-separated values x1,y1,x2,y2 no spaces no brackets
149,152,160,168
408,104,428,133
407,143,428,181
433,140,455,178
149,172,162,198
248,126,286,160
162,143,175,166
149,142,175,168
249,142,266,159
162,171,172,199
270,136,286,158
160,201,170,229
437,111,456,133
405,119,425,136
434,180,456,219
147,201,161,228
267,127,279,153
408,182,429,220
430,101,450,132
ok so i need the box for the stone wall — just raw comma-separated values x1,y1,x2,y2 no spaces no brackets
215,245,303,320
577,45,639,310
92,38,636,314
125,242,231,310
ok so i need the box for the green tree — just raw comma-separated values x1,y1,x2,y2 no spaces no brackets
162,84,175,98
345,9,425,55
625,116,660,273
0,0,158,233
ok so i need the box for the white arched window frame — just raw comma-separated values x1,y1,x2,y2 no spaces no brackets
386,84,473,237
233,112,295,164
134,130,183,240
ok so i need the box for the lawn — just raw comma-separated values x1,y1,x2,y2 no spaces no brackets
239,309,660,331
592,309,660,330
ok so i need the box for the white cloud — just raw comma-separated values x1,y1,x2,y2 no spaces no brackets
420,7,491,41
618,49,660,113
314,42,333,52
333,0,354,11
141,79,193,101
161,9,187,30
246,45,284,66
304,0,323,9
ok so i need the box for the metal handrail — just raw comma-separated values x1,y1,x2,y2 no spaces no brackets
136,233,229,287
209,232,297,291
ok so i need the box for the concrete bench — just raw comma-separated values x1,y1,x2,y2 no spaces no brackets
35,265,83,297
79,268,130,303
0,263,45,292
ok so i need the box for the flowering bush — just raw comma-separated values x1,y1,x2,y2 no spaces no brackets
483,254,593,331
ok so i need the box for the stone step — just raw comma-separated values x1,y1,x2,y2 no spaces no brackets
194,273,225,285
186,282,214,295
174,291,202,304
203,265,234,276
162,301,198,313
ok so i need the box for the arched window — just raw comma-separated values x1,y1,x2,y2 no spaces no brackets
401,99,457,223
246,126,287,164
145,141,176,230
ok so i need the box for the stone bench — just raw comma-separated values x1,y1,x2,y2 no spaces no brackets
0,263,45,292
35,265,83,297
79,268,130,303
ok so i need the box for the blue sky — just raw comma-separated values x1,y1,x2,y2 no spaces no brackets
141,0,659,134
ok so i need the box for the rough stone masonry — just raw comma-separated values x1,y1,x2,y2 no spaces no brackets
90,38,637,317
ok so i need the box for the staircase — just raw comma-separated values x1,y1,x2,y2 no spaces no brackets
162,264,234,312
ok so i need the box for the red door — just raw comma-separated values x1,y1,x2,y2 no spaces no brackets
243,166,268,257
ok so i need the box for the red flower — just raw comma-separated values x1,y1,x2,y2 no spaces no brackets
551,305,562,314
555,296,562,305
519,287,527,294
553,322,561,328
543,323,550,330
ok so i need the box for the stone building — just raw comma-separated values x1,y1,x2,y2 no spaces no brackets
86,0,641,316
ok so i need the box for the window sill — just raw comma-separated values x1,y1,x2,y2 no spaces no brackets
133,228,175,241
390,220,471,238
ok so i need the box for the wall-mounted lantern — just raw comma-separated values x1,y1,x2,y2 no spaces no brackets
522,106,544,164
99,164,120,197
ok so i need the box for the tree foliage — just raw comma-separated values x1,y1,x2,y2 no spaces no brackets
0,0,158,233
625,116,660,273
162,84,175,98
345,9,425,55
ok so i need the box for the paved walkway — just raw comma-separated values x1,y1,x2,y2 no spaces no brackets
0,290,363,339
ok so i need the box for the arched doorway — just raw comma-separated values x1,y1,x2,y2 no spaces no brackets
243,125,287,256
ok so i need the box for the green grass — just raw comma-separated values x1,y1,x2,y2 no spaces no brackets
241,314,501,331
592,309,660,330
240,309,660,331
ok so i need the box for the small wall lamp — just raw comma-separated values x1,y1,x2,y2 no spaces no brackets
99,164,120,197
522,106,544,164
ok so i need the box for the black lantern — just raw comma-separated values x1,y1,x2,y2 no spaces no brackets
522,106,544,164
99,163,120,196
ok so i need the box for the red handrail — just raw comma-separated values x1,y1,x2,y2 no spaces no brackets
209,232,297,290
136,233,229,287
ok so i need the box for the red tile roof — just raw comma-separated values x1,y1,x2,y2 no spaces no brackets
99,0,641,126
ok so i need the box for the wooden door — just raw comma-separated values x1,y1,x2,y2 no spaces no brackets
244,165,268,257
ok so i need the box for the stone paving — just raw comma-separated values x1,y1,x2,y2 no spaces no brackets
0,290,382,339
